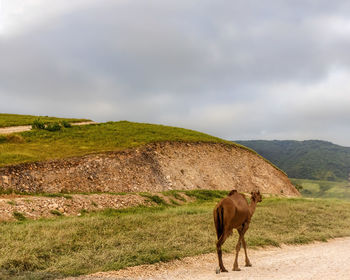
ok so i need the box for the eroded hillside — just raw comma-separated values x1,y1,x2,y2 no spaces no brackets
0,142,299,196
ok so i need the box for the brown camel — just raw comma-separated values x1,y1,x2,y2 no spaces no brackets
213,189,262,272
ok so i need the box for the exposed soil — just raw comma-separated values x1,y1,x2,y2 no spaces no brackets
0,142,299,196
0,193,147,221
64,237,350,280
0,125,32,134
0,190,195,221
0,141,299,220
0,192,193,221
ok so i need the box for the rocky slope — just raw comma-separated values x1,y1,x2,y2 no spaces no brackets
0,193,149,221
0,142,299,196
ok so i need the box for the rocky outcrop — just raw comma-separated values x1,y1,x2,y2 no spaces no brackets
0,142,299,196
0,194,149,221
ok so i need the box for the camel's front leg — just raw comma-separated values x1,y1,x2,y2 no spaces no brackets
241,223,251,267
242,236,252,267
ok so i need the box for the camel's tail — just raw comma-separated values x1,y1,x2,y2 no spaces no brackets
215,206,224,240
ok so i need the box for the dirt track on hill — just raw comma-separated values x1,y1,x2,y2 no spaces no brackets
0,121,96,134
66,237,350,280
0,125,32,134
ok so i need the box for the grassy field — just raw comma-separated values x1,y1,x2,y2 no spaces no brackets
1,191,350,279
291,178,350,200
0,121,237,167
0,113,90,128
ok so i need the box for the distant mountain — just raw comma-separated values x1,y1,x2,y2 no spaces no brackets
235,140,350,181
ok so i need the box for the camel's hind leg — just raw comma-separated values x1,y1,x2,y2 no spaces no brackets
216,233,229,272
233,223,251,270
233,233,243,271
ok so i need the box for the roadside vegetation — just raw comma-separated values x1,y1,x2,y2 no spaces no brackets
0,113,89,128
291,178,350,200
1,190,350,279
0,121,237,167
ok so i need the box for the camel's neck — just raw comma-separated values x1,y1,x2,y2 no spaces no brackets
248,199,258,216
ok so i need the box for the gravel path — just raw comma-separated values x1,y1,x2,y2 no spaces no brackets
0,125,32,134
66,237,350,280
0,121,96,134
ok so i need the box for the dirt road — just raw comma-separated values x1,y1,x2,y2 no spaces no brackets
0,125,32,134
0,121,96,134
67,237,350,280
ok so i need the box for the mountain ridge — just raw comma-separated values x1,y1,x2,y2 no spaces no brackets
235,140,350,181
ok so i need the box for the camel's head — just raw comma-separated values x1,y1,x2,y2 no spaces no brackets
251,190,262,203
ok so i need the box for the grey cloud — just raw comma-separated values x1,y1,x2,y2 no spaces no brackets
1,0,350,145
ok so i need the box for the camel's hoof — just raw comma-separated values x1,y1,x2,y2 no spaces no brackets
245,263,252,267
233,267,241,271
221,268,228,273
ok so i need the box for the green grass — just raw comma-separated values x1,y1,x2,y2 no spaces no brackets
12,212,26,221
139,193,169,206
291,178,350,200
1,193,350,279
0,113,90,128
0,117,284,175
162,190,186,202
184,189,229,201
0,121,235,167
49,210,63,217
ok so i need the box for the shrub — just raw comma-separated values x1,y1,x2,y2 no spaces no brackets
13,212,26,221
32,119,45,130
169,199,180,206
172,192,186,202
32,119,63,132
302,189,312,195
163,190,186,202
50,210,63,216
293,183,303,192
140,193,168,206
61,121,72,128
6,134,25,143
45,122,61,132
0,135,25,144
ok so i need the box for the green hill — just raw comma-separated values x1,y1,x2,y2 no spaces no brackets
235,140,350,181
0,114,282,174
0,118,235,167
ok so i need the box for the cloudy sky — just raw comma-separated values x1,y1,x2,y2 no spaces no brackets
1,0,350,146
